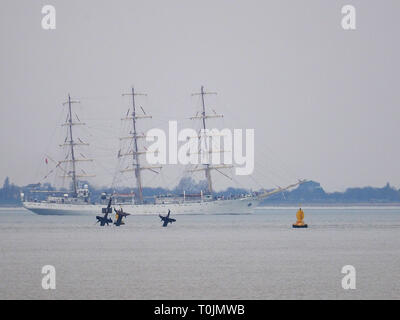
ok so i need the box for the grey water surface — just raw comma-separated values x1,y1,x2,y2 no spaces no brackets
0,207,399,299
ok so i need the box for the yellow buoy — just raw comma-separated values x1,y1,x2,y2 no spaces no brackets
293,208,308,228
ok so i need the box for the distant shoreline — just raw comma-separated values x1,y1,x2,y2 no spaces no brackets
2,203,400,210
258,203,400,208
0,204,21,208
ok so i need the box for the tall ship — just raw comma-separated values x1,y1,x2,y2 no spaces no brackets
22,87,304,215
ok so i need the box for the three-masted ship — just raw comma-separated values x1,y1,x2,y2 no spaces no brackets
23,88,304,215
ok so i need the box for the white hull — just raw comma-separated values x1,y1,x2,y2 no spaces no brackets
23,197,260,216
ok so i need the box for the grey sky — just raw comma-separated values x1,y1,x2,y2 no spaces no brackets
1,0,399,192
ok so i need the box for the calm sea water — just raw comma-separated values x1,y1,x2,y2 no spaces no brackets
0,207,399,300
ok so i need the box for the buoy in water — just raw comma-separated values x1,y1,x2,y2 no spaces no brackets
292,208,308,228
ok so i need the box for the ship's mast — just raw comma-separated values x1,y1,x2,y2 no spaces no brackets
67,94,78,196
200,86,213,193
190,86,230,194
61,94,93,197
189,87,306,199
130,87,143,203
120,87,161,204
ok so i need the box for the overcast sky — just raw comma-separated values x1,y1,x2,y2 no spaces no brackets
1,0,399,192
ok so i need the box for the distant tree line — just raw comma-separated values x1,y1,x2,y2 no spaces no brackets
0,177,21,205
261,181,400,204
1,177,400,206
